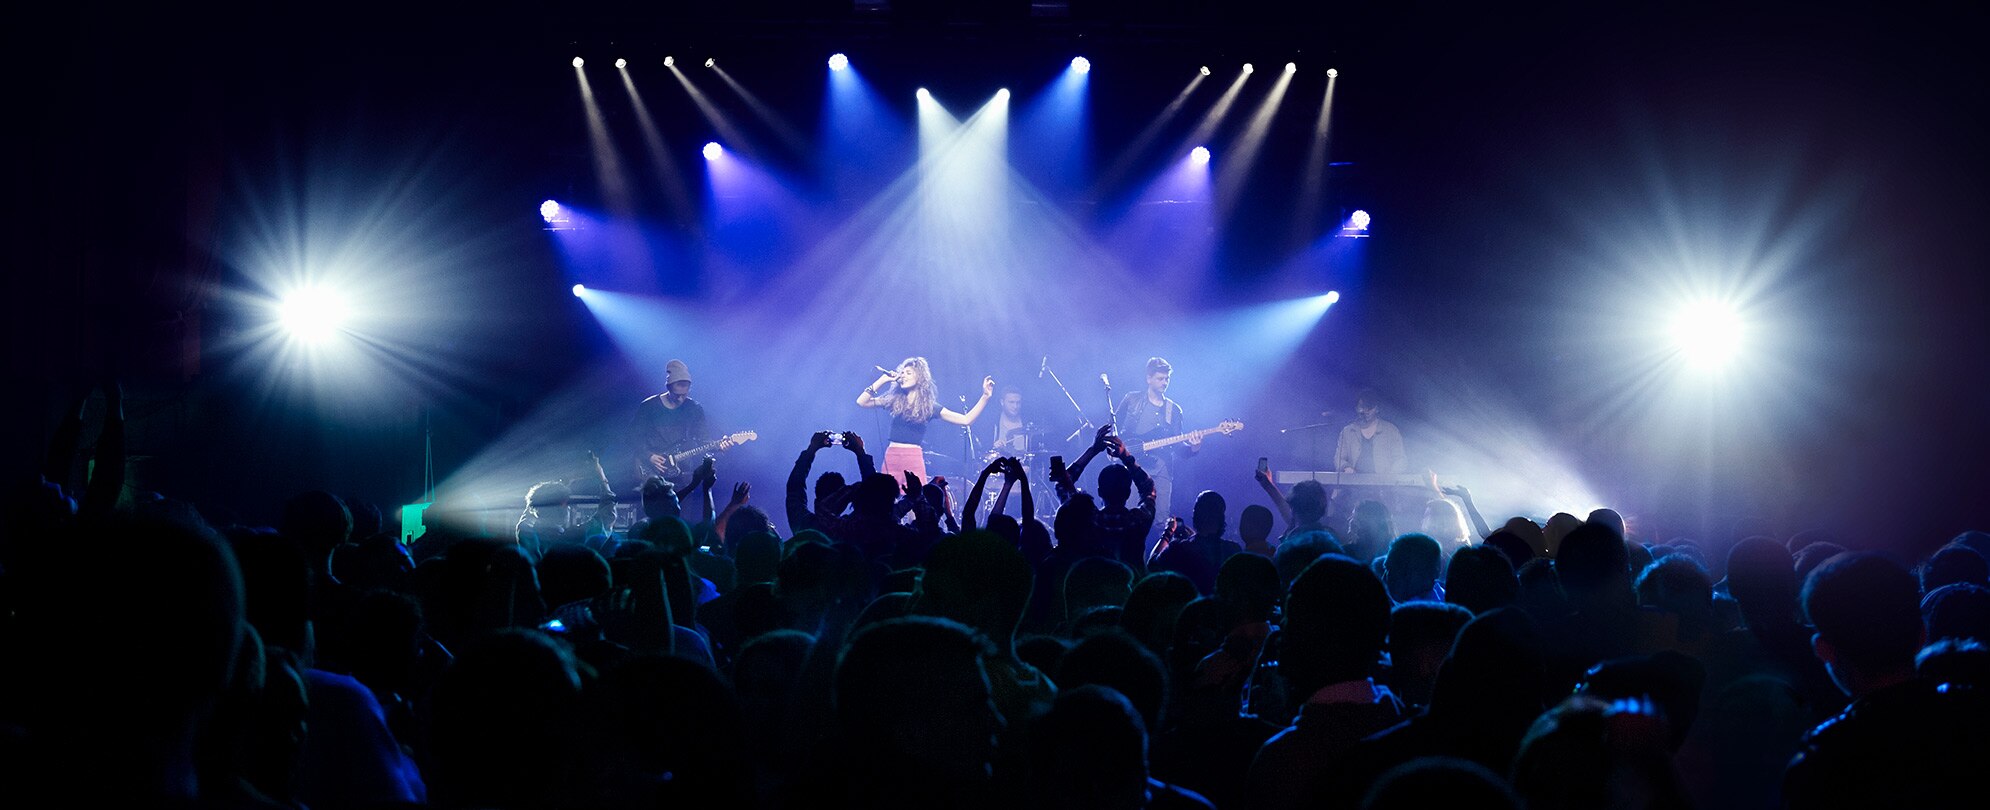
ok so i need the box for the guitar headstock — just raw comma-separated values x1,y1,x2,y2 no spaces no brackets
732,431,759,443
1215,419,1244,435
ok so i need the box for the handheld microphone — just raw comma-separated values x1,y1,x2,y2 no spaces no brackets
1100,373,1111,389
874,364,896,375
1039,356,1048,379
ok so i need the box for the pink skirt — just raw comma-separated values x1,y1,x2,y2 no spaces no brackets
881,443,927,492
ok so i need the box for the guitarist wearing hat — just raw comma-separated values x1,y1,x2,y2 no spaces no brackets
631,359,731,490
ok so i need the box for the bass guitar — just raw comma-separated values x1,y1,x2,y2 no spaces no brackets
1136,420,1245,454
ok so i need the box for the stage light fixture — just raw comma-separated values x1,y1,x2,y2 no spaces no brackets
1284,62,1297,73
995,88,1010,100
702,141,722,160
572,284,586,297
277,287,350,345
571,57,584,68
1071,56,1091,74
664,56,675,67
1327,68,1339,78
916,87,931,100
539,200,562,222
1668,300,1747,370
1190,146,1211,164
614,58,627,69
704,58,715,68
1326,290,1341,304
1200,66,1212,76
828,53,848,71
1242,63,1255,74
1350,209,1371,230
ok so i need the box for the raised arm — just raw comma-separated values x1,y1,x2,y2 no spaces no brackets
1011,457,1036,524
963,458,1000,531
938,376,996,425
1442,484,1496,540
844,431,877,479
714,482,750,545
1257,467,1295,528
856,371,896,408
1064,424,1114,491
786,433,830,533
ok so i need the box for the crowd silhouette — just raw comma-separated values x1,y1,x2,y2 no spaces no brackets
6,397,1989,809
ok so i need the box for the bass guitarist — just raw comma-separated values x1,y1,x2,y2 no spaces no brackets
1114,356,1198,519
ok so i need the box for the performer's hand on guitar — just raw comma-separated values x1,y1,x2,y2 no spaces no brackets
810,431,835,451
729,481,751,507
1186,434,1203,451
841,431,866,455
649,453,670,474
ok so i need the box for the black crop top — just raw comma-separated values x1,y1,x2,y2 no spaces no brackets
889,411,930,445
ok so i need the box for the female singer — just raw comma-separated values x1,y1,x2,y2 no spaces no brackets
857,357,994,486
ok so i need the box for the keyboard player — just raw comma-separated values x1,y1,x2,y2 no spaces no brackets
1335,389,1407,475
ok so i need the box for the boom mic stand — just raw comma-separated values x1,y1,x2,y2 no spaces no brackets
1042,360,1097,442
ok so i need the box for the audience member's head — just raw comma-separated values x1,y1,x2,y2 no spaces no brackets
833,617,1002,784
1556,522,1632,612
1922,582,1990,643
1481,529,1536,572
1345,500,1395,560
1239,504,1275,548
280,490,352,567
1289,480,1328,525
1792,541,1845,582
1803,552,1924,698
1028,686,1152,810
1064,556,1134,624
1916,638,1990,690
538,544,611,609
1361,757,1519,810
1098,464,1133,507
813,471,846,514
913,531,1034,652
1216,552,1282,622
1383,533,1444,603
1511,695,1689,810
1421,499,1471,546
430,630,584,809
1057,629,1168,731
1543,513,1583,558
1443,545,1517,614
1580,652,1707,752
1724,536,1798,626
1636,555,1716,641
1191,490,1227,538
1282,554,1392,697
733,530,782,586
721,505,773,551
1503,517,1550,559
1273,529,1345,590
641,477,681,520
588,654,750,806
1921,544,1990,594
1120,572,1198,654
1388,601,1473,707
1585,508,1627,542
1951,531,1990,563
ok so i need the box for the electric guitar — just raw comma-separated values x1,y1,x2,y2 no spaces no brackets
640,431,759,480
1137,420,1245,453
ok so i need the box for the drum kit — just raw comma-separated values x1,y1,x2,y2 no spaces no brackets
921,424,1063,522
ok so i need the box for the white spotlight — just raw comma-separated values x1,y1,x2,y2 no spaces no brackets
1326,68,1339,79
1350,209,1371,230
614,58,627,69
1284,62,1297,73
1668,300,1747,370
702,141,723,160
1071,56,1091,74
571,283,586,297
1325,290,1341,304
1242,63,1255,74
1190,146,1211,165
664,56,675,68
571,57,584,68
916,87,931,100
1199,66,1212,76
278,287,350,345
995,88,1010,100
828,53,849,71
704,58,716,68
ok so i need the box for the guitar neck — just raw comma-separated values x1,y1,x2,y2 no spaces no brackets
1141,428,1217,453
669,436,739,465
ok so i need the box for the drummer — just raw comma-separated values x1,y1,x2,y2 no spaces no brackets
989,386,1033,456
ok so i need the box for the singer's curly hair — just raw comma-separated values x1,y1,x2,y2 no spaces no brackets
881,356,939,422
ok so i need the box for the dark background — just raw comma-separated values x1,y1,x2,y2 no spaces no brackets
12,1,1986,550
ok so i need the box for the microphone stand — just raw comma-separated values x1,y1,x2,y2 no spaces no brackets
1042,361,1096,442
